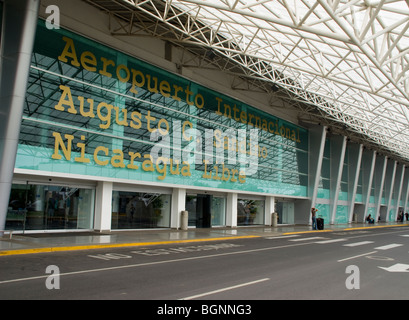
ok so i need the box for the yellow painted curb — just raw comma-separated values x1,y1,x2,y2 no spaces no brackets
343,224,409,231
283,223,409,235
0,235,260,256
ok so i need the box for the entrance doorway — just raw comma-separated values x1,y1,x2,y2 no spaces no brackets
186,194,211,228
185,194,226,228
275,201,294,224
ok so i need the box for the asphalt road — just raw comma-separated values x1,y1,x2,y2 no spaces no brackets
1,226,409,304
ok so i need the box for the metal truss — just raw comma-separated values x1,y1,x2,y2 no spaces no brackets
84,0,409,162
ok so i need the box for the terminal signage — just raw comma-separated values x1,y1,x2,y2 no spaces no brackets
17,20,308,196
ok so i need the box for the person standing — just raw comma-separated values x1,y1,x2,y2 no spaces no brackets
311,207,318,230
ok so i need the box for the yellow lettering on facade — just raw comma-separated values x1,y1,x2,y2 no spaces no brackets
113,106,128,127
159,81,171,97
213,130,222,148
238,171,246,184
156,157,168,180
99,57,115,77
130,69,145,94
78,96,95,118
74,135,90,163
116,64,130,83
127,152,141,169
157,118,169,135
51,132,74,160
146,74,159,94
146,111,156,133
181,162,191,177
97,102,113,129
172,84,183,101
94,146,109,166
111,149,125,168
130,111,142,129
80,51,97,72
169,159,180,175
58,36,80,67
54,85,77,114
142,154,154,172
50,36,311,187
182,121,193,141
185,86,194,106
201,160,245,184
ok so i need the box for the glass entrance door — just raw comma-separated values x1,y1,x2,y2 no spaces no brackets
185,194,226,228
6,183,95,231
186,194,211,228
276,201,294,224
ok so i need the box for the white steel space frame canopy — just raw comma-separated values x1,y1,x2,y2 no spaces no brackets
87,0,409,162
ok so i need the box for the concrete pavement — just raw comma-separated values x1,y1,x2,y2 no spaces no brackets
1,222,408,256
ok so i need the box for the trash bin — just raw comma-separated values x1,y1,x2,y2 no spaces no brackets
181,210,188,230
317,217,324,230
271,212,278,227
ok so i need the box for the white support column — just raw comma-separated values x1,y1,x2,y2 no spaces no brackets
375,156,387,221
226,193,238,227
395,163,405,218
94,181,113,232
171,188,186,229
310,126,327,209
264,196,275,226
403,167,409,214
330,135,347,224
386,160,397,222
363,150,376,221
0,0,40,233
348,144,363,222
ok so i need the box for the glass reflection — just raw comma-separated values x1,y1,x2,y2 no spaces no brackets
6,184,94,231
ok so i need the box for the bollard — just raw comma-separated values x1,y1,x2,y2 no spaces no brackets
181,210,188,230
271,212,278,227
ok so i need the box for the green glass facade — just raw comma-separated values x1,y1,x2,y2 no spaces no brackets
17,20,309,196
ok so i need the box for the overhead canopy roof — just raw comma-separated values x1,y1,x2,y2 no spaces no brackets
85,0,409,163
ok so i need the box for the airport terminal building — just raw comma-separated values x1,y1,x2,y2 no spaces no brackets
2,0,409,233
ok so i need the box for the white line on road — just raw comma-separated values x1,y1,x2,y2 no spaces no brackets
290,237,325,242
315,239,347,244
343,241,374,247
374,243,403,250
264,235,299,240
0,242,314,285
337,251,378,262
180,278,270,300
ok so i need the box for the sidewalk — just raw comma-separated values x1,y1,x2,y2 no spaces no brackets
1,222,408,256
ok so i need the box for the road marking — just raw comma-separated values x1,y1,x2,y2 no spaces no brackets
0,235,260,256
374,243,403,250
379,263,409,273
315,239,347,244
366,255,394,261
180,278,270,300
343,241,374,247
343,224,409,231
0,241,313,285
400,235,409,237
290,237,326,242
337,251,378,262
264,235,299,240
283,230,333,235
